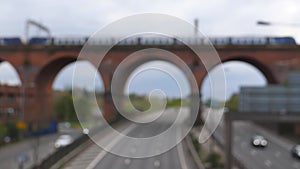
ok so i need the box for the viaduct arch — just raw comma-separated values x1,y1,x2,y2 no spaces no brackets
0,44,299,126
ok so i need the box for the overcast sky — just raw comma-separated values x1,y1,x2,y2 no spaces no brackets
0,0,298,100
1,0,300,40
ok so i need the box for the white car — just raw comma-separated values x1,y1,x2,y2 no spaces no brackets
54,135,73,148
251,135,268,148
291,145,300,159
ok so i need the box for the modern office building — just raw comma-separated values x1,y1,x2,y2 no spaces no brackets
239,72,300,133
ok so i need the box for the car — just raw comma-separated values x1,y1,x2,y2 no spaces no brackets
291,145,300,159
83,128,89,135
54,135,73,148
251,135,268,148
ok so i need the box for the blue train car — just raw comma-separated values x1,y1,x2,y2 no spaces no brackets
269,37,296,44
28,37,49,45
2,37,22,45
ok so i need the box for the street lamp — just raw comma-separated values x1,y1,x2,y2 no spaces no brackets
257,21,271,26
257,20,300,27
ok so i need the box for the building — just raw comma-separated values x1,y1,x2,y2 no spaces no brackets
239,85,300,113
239,72,300,133
0,85,21,122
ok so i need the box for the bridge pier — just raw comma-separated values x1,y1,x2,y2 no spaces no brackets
189,93,202,125
32,88,54,129
102,91,118,122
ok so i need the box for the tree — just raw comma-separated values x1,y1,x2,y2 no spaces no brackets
53,91,77,122
226,93,239,111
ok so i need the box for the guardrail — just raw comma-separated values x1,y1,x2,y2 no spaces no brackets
32,133,89,169
32,128,100,169
32,116,123,169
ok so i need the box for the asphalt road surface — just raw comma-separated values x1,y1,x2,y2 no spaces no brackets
64,108,198,169
206,109,300,169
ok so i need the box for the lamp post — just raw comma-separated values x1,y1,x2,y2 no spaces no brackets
257,21,271,26
257,20,300,27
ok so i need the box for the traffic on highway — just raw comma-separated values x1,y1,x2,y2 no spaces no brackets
204,108,300,169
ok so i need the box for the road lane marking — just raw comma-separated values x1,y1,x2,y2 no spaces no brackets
154,160,161,168
124,158,131,165
264,160,272,167
85,124,136,169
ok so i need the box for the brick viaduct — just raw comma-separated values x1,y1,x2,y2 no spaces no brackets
0,43,300,127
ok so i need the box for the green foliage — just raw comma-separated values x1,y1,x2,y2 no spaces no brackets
191,135,201,155
0,122,20,143
128,94,150,111
5,122,19,140
226,94,239,111
205,152,224,168
282,80,289,87
73,95,93,121
124,94,190,114
69,121,81,128
166,98,189,107
0,124,7,139
53,90,77,122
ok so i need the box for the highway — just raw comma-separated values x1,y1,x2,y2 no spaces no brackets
63,107,300,169
233,122,300,169
207,109,300,169
63,108,199,169
93,124,187,169
0,127,81,169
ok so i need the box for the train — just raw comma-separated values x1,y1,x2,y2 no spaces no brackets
0,36,297,46
209,36,296,45
0,37,49,45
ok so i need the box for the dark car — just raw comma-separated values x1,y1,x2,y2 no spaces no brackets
291,145,300,159
251,135,268,148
